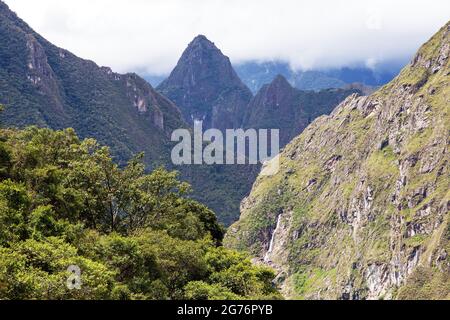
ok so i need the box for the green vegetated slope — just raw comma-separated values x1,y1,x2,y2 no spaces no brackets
0,1,183,167
225,22,450,300
0,125,281,300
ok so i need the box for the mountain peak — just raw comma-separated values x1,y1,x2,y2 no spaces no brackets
0,0,17,19
0,0,9,11
270,74,292,89
258,74,294,98
157,35,252,129
191,34,212,44
183,34,220,55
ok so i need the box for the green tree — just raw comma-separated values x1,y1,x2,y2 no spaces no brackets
0,238,115,299
184,281,240,300
0,180,29,245
205,247,281,299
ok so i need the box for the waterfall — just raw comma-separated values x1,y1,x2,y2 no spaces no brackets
264,214,282,262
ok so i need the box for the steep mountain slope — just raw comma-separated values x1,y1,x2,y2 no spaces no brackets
157,35,253,130
0,1,184,167
226,22,450,300
243,75,361,147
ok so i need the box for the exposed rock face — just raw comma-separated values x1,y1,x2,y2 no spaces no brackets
25,33,66,116
158,35,253,130
243,75,362,147
225,22,450,300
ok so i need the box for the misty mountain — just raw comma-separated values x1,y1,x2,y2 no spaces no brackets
234,61,400,93
157,35,253,130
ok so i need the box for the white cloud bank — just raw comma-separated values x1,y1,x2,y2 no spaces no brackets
4,0,450,75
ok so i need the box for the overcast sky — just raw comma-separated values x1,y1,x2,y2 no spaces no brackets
4,0,450,75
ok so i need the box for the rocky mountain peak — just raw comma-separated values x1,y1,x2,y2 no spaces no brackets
161,34,242,89
189,34,215,47
157,35,252,129
243,73,361,147
0,0,9,12
270,74,292,89
262,74,296,103
180,34,224,65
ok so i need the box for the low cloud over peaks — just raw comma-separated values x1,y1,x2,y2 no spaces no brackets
5,0,450,74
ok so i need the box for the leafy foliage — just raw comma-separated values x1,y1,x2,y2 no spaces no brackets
0,123,280,300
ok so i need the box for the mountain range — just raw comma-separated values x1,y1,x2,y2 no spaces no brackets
155,35,362,147
0,0,390,227
146,60,399,94
0,1,253,225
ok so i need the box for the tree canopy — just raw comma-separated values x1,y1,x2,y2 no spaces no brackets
0,118,280,300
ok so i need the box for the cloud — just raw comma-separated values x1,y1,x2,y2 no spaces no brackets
4,0,450,75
